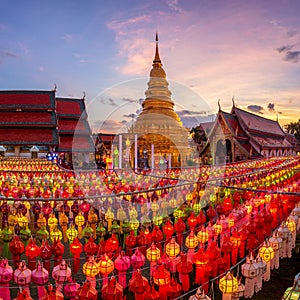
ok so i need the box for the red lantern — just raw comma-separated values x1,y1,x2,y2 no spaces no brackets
168,277,182,299
197,210,206,226
151,226,163,252
194,246,209,290
84,237,98,256
163,219,174,242
25,238,40,270
221,236,233,271
70,237,83,274
143,284,159,300
14,289,33,300
42,285,64,300
153,264,171,300
230,229,242,265
114,251,131,288
51,238,65,265
125,230,137,256
176,253,193,292
77,281,98,300
174,218,186,247
105,234,119,255
102,276,123,300
9,235,25,266
129,270,149,299
40,239,52,272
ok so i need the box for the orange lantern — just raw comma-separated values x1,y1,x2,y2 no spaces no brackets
98,254,114,285
197,227,209,244
146,243,161,276
166,237,180,258
102,276,123,300
77,281,98,300
129,269,149,299
153,264,170,300
185,230,198,263
83,256,99,287
219,271,238,300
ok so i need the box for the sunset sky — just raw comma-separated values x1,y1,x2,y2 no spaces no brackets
1,0,300,132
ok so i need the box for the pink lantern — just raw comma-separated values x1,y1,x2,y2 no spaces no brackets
52,260,71,292
14,261,31,296
31,261,49,298
0,258,13,300
114,251,131,288
64,279,80,300
131,248,146,270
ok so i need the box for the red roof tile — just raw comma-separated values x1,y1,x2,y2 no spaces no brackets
58,119,90,133
56,98,85,117
57,135,94,152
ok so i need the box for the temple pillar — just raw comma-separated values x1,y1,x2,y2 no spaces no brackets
15,145,20,157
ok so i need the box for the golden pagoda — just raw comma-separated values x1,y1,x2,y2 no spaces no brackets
131,33,190,168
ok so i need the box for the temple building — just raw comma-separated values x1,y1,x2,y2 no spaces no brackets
0,90,93,163
200,101,295,164
131,34,190,168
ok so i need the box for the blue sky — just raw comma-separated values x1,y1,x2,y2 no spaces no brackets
1,0,300,132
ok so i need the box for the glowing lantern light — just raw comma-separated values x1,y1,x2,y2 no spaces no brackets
129,269,149,299
25,237,40,270
166,237,180,258
176,253,193,292
83,256,99,288
194,246,209,291
241,254,258,298
230,230,242,265
146,243,161,276
14,261,31,296
153,264,171,300
258,242,274,281
269,231,282,270
98,254,114,285
219,271,239,300
286,217,297,248
77,281,98,300
105,233,119,254
105,208,114,233
75,211,85,239
185,230,198,263
70,237,83,274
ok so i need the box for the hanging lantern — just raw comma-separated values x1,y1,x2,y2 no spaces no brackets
188,287,211,300
75,211,85,238
82,256,99,288
115,251,131,288
63,278,80,300
166,237,180,258
0,258,13,300
221,236,233,271
194,246,209,290
163,219,174,242
129,218,140,236
105,233,119,254
77,281,98,300
146,243,161,276
59,212,69,242
230,230,242,265
219,271,239,300
9,235,25,265
143,284,160,300
129,269,149,299
13,289,33,300
105,208,114,233
14,261,31,296
197,227,209,244
254,255,266,293
286,217,297,248
102,276,123,300
25,237,40,270
125,230,137,256
174,218,186,247
66,223,78,243
269,231,282,270
176,253,193,293
84,237,98,257
185,230,198,263
40,239,52,273
131,248,146,270
153,264,171,300
98,254,114,285
31,261,49,298
258,242,274,281
70,237,83,274
168,276,182,299
51,238,65,265
232,278,245,300
50,226,63,243
241,254,258,298
52,260,71,292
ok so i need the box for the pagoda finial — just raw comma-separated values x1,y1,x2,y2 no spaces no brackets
52,83,57,93
82,91,86,100
232,95,235,107
218,99,221,111
153,32,161,64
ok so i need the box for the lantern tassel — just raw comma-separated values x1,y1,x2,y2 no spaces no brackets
0,283,10,300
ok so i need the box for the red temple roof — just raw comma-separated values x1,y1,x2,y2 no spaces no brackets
58,119,91,134
56,98,87,118
57,135,94,152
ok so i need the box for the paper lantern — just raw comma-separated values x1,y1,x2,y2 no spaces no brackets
143,284,160,300
188,287,211,300
102,276,123,300
14,260,31,297
197,227,209,244
131,248,146,270
0,258,13,300
258,242,274,282
84,237,98,256
77,281,98,300
40,239,52,272
66,223,78,242
194,246,209,288
75,211,85,238
282,272,300,300
176,253,193,292
52,260,71,285
105,233,119,253
115,252,131,288
14,289,33,300
153,264,171,300
9,235,25,263
98,254,114,285
166,237,180,258
146,243,161,276
163,219,174,241
174,218,186,247
254,256,266,293
286,217,297,248
25,238,40,270
219,271,238,300
63,279,80,299
50,226,63,242
241,255,258,298
269,231,282,270
129,270,149,298
31,261,49,298
83,256,99,287
185,230,198,249
168,277,182,299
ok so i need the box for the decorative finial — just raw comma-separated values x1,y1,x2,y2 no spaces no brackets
52,84,57,93
153,32,161,64
218,99,221,111
82,91,86,100
232,95,235,107
276,114,278,122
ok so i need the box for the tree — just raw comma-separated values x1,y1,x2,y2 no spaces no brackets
285,119,300,140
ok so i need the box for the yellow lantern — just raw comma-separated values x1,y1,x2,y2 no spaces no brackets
66,223,78,243
165,237,180,258
197,228,209,244
151,202,159,216
286,218,296,232
228,216,235,228
18,214,29,228
75,211,85,238
105,208,114,233
129,218,139,236
219,271,239,298
259,242,275,281
153,216,163,226
48,213,58,232
50,226,63,242
98,254,114,276
83,256,99,278
88,209,98,239
146,243,161,262
59,212,69,242
185,230,198,249
213,222,222,235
